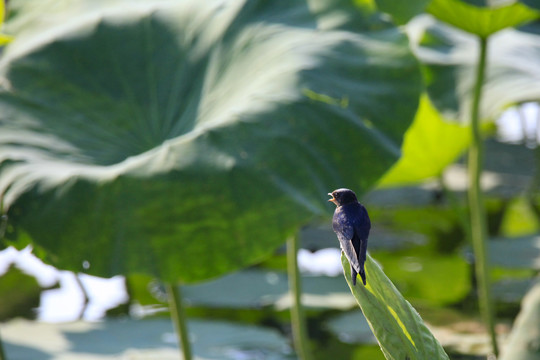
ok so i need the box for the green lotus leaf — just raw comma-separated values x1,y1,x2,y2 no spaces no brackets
427,0,540,38
408,15,540,123
0,0,421,282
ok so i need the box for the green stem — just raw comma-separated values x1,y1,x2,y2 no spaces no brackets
74,273,89,320
0,329,6,360
468,36,498,357
0,197,6,240
286,234,313,360
0,200,6,360
166,283,193,360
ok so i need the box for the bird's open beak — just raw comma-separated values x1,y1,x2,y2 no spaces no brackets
328,193,337,205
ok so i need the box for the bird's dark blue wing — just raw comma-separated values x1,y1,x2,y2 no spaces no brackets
351,205,370,285
333,203,370,285
332,207,361,278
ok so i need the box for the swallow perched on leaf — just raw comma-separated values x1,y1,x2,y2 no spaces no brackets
329,188,371,285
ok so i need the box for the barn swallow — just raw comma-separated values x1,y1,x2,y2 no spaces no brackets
329,188,371,285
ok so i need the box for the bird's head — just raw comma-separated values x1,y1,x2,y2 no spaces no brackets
328,188,358,207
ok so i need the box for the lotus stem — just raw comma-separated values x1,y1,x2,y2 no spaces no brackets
286,234,313,360
0,201,6,360
166,283,193,360
468,36,498,357
74,273,89,320
0,329,6,360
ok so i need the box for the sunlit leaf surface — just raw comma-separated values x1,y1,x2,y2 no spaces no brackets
499,196,540,237
342,253,449,360
379,95,471,185
0,0,12,45
427,0,540,37
0,0,421,282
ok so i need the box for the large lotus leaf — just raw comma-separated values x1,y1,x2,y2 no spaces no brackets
408,15,540,123
0,0,421,282
427,0,540,38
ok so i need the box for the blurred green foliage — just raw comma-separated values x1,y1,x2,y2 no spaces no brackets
1,0,540,359
0,265,43,321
